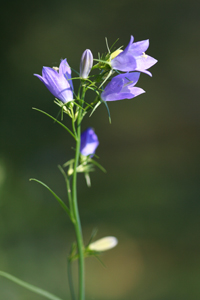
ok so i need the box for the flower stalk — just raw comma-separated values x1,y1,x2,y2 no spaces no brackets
71,88,86,300
32,38,157,299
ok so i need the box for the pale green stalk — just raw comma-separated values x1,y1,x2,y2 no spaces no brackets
71,87,85,300
67,259,76,300
0,271,63,300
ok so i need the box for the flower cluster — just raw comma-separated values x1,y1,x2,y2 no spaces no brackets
34,35,157,105
34,35,157,163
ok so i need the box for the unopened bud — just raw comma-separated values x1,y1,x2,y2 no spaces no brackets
88,236,118,252
80,127,99,157
80,49,93,79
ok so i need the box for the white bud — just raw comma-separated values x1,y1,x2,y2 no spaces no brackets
89,236,118,251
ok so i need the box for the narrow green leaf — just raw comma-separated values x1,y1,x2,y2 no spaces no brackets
0,271,63,300
85,228,98,247
63,159,75,168
29,178,71,217
92,58,110,65
109,38,120,52
99,69,113,89
72,101,86,111
58,165,75,224
89,101,101,117
105,37,110,53
32,107,76,140
94,255,106,268
84,173,91,187
89,158,106,173
102,100,111,123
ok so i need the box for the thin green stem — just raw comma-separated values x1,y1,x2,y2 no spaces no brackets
72,88,85,300
32,108,76,140
57,166,75,223
0,271,63,300
72,117,77,138
66,176,74,222
67,259,76,300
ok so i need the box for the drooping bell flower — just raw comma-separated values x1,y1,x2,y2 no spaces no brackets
80,128,99,157
80,49,93,79
34,59,73,103
111,36,157,76
101,72,145,101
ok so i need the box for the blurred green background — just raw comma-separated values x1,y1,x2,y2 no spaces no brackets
1,0,200,299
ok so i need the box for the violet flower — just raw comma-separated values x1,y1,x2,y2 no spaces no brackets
101,72,145,101
111,36,157,76
80,49,93,79
80,128,99,157
34,59,73,103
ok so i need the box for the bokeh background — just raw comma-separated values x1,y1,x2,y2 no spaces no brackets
1,0,200,299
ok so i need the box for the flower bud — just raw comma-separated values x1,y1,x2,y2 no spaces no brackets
80,127,99,157
80,49,93,79
89,236,118,252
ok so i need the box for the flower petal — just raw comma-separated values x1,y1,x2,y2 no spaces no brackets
136,54,157,71
34,73,46,84
80,128,99,157
130,39,149,54
42,67,70,102
102,77,124,100
103,89,145,101
111,54,136,72
117,72,141,86
123,35,134,54
59,59,74,91
128,86,146,97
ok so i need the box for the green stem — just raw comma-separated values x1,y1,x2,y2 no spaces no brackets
72,101,85,300
0,271,63,300
67,259,76,300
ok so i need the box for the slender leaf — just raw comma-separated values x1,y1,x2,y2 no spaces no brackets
58,165,75,223
0,271,63,300
105,37,110,53
84,173,91,187
29,178,71,217
32,107,76,140
102,100,111,123
109,38,120,52
85,228,98,247
72,101,86,111
94,255,106,268
89,101,101,117
89,158,106,173
99,69,113,89
63,159,75,168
